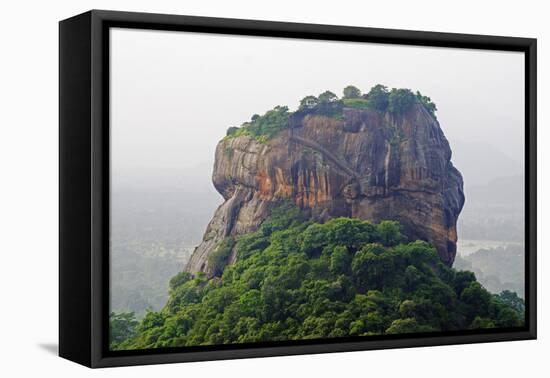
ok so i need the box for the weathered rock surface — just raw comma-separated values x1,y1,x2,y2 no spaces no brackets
186,104,464,276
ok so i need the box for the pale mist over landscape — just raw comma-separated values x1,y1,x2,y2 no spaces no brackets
109,28,525,317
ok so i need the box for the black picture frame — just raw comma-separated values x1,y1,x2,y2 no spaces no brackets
59,9,537,368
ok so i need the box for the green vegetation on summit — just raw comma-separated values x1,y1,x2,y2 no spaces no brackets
225,84,438,142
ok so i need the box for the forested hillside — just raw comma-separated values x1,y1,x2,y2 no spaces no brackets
111,203,523,350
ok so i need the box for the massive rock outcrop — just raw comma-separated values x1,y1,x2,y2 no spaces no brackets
186,104,464,276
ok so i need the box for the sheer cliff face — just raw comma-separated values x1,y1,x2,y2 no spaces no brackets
186,104,464,275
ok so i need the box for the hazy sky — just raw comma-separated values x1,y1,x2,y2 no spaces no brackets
110,28,525,192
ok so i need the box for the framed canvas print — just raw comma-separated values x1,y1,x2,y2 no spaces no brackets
59,10,537,368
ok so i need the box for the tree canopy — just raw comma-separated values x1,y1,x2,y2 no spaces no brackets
225,105,291,143
111,203,523,350
343,85,361,99
416,91,438,116
225,85,438,143
109,312,138,350
388,88,417,115
318,90,339,103
299,95,319,110
366,84,390,111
